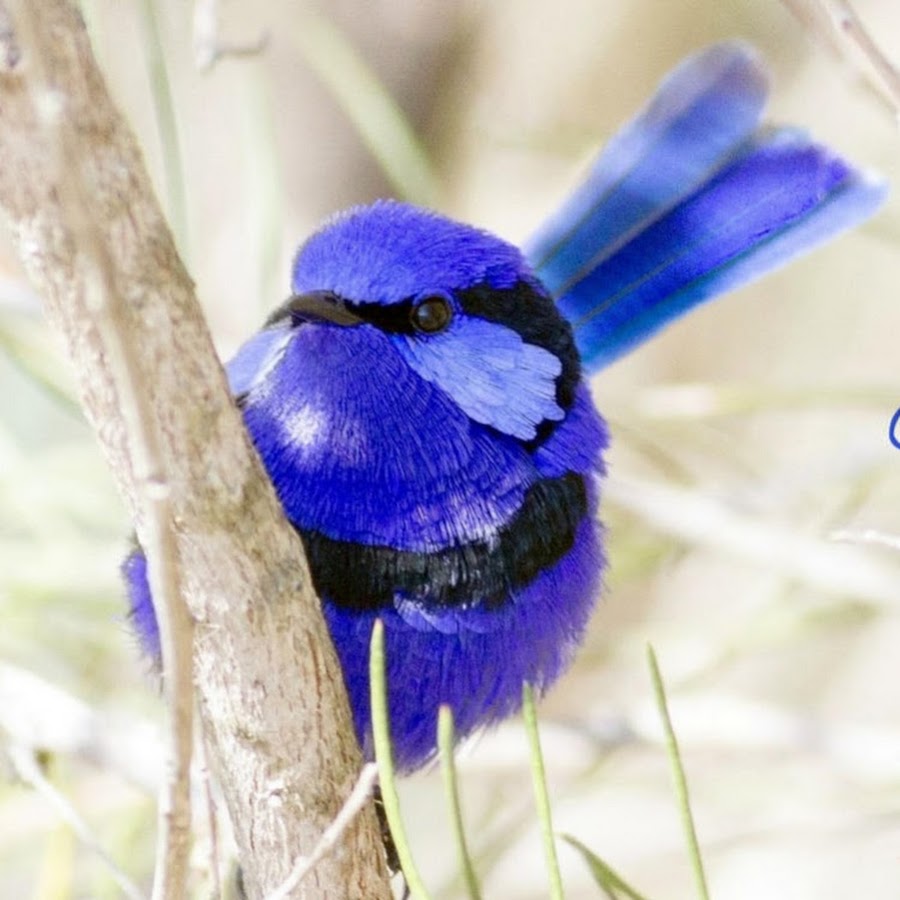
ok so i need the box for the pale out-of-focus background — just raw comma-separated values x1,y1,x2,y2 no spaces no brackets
1,1,899,897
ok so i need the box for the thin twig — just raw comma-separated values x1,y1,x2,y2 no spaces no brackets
605,475,900,607
0,3,391,894
192,0,268,72
8,744,146,900
829,0,900,118
779,0,900,123
831,528,900,552
7,6,196,898
198,727,223,899
265,763,380,900
0,661,164,794
780,0,845,58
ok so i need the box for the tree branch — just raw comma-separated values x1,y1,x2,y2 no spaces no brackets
7,743,146,900
0,3,390,897
5,4,194,894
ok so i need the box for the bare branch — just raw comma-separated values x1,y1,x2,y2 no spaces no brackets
192,0,268,72
8,744,147,900
0,2,390,897
828,0,900,118
267,764,381,900
779,0,845,56
6,4,195,895
831,528,900,552
0,661,163,793
197,729,225,900
782,0,900,122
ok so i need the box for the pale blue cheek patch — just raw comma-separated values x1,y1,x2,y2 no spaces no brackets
225,327,293,397
396,319,564,441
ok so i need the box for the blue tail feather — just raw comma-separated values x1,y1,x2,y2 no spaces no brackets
526,43,887,374
525,42,769,296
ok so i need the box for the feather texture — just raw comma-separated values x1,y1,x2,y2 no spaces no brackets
525,43,886,372
123,43,884,773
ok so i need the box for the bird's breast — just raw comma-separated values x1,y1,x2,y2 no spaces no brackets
239,321,606,613
241,323,540,549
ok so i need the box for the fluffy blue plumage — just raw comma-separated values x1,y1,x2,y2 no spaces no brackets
124,43,885,772
241,320,564,549
292,200,531,298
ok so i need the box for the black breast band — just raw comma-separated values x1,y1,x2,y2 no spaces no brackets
300,472,588,612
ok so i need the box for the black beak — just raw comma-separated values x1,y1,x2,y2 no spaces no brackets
265,290,364,328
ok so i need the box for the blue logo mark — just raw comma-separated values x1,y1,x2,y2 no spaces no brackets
891,408,900,450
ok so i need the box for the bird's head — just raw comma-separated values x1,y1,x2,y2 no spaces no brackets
228,200,581,444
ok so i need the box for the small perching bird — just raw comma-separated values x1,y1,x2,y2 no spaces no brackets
124,43,886,772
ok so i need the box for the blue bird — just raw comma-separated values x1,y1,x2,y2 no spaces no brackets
123,43,885,772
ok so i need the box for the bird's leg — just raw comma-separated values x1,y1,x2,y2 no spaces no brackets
373,784,409,898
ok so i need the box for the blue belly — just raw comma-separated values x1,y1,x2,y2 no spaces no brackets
320,485,602,772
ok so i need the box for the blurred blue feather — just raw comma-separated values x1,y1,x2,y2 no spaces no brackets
527,42,887,372
526,42,768,292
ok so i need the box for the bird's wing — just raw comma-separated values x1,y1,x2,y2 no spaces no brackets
525,42,886,374
224,325,291,398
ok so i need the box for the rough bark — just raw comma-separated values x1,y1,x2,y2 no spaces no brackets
0,3,391,897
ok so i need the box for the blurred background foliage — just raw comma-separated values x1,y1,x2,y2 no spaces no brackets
1,1,899,897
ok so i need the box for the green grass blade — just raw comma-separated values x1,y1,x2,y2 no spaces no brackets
438,705,482,900
647,645,711,900
561,834,651,900
522,682,565,900
369,619,432,899
288,12,440,206
238,67,285,317
136,0,189,259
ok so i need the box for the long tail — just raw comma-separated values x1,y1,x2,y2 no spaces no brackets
525,42,887,374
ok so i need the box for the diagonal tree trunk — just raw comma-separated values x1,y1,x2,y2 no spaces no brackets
0,3,391,897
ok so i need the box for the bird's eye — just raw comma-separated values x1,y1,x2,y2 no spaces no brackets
410,295,453,334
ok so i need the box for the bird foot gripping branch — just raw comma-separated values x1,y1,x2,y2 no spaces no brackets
124,42,886,772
